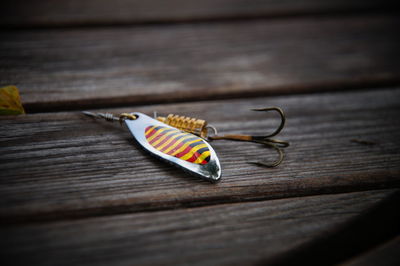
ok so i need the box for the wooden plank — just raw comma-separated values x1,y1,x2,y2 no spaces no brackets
1,190,397,266
1,15,400,112
0,0,396,27
1,88,399,223
263,189,400,265
340,236,400,266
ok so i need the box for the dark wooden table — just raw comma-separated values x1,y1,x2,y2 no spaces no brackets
1,1,400,265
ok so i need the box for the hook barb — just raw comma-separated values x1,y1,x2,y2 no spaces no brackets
251,106,285,138
209,106,289,167
248,144,284,168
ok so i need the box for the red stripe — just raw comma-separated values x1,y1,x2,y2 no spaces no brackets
185,151,202,163
145,127,158,138
160,136,182,153
145,126,155,136
166,139,188,155
173,139,204,158
154,133,175,148
149,131,167,145
154,131,180,150
174,145,195,158
167,138,200,155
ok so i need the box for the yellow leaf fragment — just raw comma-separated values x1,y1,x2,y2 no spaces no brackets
0,85,25,115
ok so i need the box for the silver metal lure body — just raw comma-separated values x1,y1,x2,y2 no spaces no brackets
125,112,221,182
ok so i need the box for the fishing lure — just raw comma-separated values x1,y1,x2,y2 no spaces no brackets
83,107,288,182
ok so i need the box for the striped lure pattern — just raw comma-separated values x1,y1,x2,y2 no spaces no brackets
124,112,221,181
145,125,210,164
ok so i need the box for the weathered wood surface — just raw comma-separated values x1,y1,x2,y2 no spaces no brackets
0,0,396,27
2,190,397,266
1,15,399,112
264,190,400,265
341,236,400,266
1,88,399,223
1,2,399,264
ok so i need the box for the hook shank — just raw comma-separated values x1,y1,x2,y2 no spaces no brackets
209,106,289,167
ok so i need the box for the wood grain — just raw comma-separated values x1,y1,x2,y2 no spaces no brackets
0,0,396,27
263,190,400,265
1,15,399,112
1,88,399,223
2,190,396,266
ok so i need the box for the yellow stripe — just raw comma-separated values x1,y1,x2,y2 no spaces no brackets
156,132,187,151
179,143,208,160
170,138,203,156
145,126,157,136
147,127,169,142
194,151,211,164
151,130,177,147
163,134,195,154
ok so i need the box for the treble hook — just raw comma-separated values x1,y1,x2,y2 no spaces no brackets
209,107,289,167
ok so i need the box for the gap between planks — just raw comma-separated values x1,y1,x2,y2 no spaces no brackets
22,79,400,114
1,0,398,28
1,88,400,224
1,189,399,266
1,14,400,112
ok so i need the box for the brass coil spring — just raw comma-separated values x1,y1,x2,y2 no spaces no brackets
157,114,209,138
